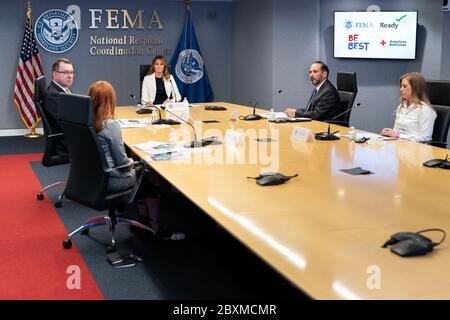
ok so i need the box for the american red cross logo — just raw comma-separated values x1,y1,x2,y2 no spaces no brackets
381,40,387,47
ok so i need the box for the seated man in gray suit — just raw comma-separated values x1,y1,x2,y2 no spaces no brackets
285,61,341,121
44,58,74,154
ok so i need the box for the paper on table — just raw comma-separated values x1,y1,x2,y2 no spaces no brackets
133,141,176,154
133,141,212,155
341,132,383,140
260,111,288,119
119,118,150,128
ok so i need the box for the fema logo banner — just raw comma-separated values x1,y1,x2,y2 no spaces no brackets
175,49,204,84
35,9,79,53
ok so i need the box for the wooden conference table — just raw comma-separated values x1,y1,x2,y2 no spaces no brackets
117,103,450,300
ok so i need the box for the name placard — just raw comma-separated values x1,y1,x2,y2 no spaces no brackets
225,129,244,146
290,126,315,142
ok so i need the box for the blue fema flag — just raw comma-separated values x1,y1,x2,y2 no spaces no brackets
170,9,214,103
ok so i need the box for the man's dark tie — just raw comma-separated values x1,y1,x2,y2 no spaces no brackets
305,89,317,111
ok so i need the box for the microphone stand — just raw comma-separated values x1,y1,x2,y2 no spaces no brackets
169,78,178,102
241,90,282,121
164,107,221,148
315,103,361,141
130,94,153,114
151,105,180,125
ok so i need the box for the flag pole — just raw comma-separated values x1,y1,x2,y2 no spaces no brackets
185,0,191,10
24,0,41,139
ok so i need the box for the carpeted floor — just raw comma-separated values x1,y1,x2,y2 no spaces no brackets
1,136,307,300
0,153,103,299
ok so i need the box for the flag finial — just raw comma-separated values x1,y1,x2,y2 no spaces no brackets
185,0,191,10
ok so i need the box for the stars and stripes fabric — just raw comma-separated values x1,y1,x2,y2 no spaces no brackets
13,8,44,129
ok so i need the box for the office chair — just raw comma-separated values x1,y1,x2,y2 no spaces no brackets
34,76,68,207
336,72,358,127
139,64,150,102
425,80,450,149
58,93,153,252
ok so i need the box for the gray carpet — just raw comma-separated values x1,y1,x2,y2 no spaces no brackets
0,136,45,155
2,136,306,299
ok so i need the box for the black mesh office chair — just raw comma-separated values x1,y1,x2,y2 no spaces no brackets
58,93,153,252
336,72,358,127
426,80,450,149
139,64,150,102
34,76,68,207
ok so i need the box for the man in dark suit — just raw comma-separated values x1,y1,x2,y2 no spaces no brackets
44,58,74,133
285,61,341,121
43,59,74,155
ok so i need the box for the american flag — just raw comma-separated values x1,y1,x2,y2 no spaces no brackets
13,6,44,129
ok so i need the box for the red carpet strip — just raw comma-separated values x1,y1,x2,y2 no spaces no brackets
0,154,103,299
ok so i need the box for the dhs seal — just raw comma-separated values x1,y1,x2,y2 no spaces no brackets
344,20,353,29
35,9,79,53
175,49,204,84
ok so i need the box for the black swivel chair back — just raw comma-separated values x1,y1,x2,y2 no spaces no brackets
34,76,68,206
426,80,450,149
139,64,151,101
58,93,151,251
336,72,358,127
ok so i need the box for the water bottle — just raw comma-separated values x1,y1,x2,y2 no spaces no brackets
269,108,276,122
183,97,188,107
348,126,356,141
169,128,176,147
151,109,158,122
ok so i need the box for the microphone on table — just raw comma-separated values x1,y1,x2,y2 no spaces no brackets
151,104,180,125
130,94,153,114
240,89,282,121
164,107,221,148
315,103,361,140
169,78,179,103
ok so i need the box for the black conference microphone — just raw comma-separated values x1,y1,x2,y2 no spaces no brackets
241,90,283,121
130,94,153,114
169,78,178,103
151,104,180,125
315,103,361,140
164,107,221,148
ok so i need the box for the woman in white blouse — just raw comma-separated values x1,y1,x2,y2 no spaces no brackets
141,55,182,106
381,72,437,142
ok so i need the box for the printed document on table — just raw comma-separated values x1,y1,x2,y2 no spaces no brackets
119,119,150,128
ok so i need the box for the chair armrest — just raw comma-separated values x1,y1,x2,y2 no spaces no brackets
105,160,142,173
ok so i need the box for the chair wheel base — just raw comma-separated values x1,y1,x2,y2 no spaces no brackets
37,193,44,200
81,228,89,235
106,246,116,254
54,201,62,208
63,239,72,249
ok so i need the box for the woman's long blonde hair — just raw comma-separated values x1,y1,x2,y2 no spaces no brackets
88,81,116,132
148,55,171,80
399,72,431,106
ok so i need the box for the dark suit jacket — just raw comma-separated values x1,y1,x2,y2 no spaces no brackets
44,81,68,155
295,79,342,121
44,81,66,133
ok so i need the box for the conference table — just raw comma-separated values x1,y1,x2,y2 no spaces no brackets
116,103,450,300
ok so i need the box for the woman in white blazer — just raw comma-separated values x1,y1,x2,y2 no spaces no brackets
141,55,182,106
381,72,436,142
